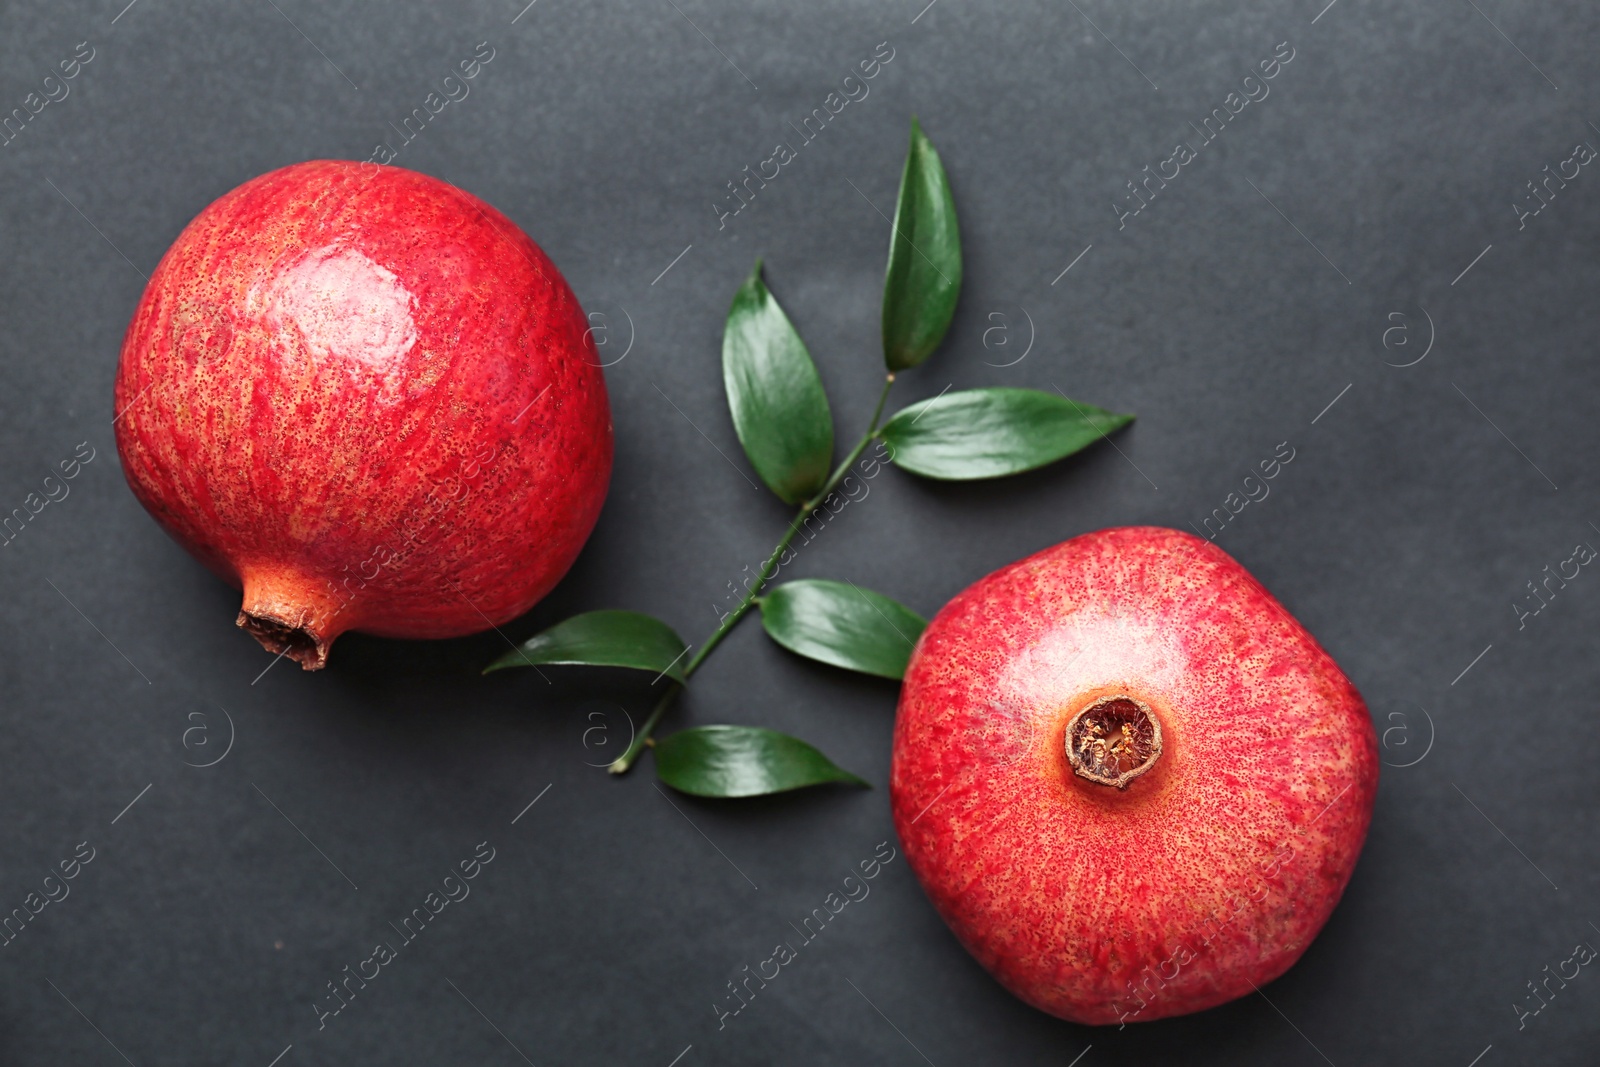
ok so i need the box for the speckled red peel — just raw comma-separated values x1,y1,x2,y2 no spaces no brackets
890,527,1378,1025
114,160,613,669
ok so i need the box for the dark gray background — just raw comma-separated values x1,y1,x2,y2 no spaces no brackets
0,0,1596,1063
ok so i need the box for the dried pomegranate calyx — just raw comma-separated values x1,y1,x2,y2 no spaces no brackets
236,564,347,671
1065,694,1162,789
237,610,330,670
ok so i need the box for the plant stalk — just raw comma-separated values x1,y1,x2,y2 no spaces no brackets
609,373,896,774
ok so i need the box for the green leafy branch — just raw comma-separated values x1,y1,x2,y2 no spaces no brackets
484,118,1134,798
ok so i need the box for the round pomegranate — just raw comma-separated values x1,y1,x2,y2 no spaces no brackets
890,527,1377,1025
114,160,612,669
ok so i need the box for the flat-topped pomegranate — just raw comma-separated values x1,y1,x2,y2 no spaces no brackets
891,526,1377,1024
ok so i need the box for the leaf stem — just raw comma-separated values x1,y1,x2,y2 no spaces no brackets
608,374,897,775
608,682,680,774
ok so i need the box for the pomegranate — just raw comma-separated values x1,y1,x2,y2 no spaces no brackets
114,160,612,669
890,527,1377,1025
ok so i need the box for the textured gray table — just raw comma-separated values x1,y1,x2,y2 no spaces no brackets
1,1,1596,1064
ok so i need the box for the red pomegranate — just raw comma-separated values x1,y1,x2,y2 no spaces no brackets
114,160,612,669
890,527,1377,1025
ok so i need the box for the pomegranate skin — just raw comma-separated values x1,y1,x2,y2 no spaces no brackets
890,527,1377,1025
114,160,612,668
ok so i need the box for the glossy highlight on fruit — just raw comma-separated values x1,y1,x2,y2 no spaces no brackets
890,527,1377,1025
114,160,612,669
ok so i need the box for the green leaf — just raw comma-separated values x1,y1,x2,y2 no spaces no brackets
654,725,869,797
760,578,926,680
882,117,963,371
880,387,1133,480
482,610,689,680
722,260,834,504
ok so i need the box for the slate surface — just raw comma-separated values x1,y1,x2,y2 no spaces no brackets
1,1,1597,1064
